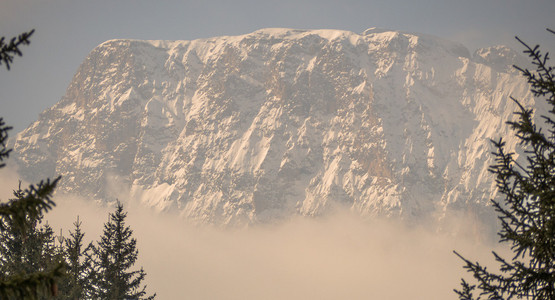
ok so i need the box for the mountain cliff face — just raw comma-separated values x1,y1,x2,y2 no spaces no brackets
11,28,535,225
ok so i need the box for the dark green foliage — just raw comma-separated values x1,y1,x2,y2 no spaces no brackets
455,29,555,300
0,179,60,235
0,265,65,300
90,203,155,300
0,193,56,275
0,118,12,169
0,187,65,300
0,29,65,299
57,217,94,299
0,30,34,70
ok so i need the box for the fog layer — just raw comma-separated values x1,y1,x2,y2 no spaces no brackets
39,193,506,300
0,165,507,299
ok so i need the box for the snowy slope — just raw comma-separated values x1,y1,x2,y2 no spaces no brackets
11,28,535,225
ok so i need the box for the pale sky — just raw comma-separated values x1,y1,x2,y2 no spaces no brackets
1,0,554,133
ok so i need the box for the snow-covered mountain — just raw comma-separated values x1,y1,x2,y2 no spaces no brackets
11,28,535,225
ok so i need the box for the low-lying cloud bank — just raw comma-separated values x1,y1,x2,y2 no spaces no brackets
1,170,507,299
43,194,505,300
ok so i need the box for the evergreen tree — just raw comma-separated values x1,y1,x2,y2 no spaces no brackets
0,185,64,299
455,29,555,300
57,216,94,299
91,202,155,299
0,29,65,299
0,188,60,277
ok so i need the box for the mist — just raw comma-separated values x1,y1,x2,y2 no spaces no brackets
0,166,509,299
33,192,505,300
